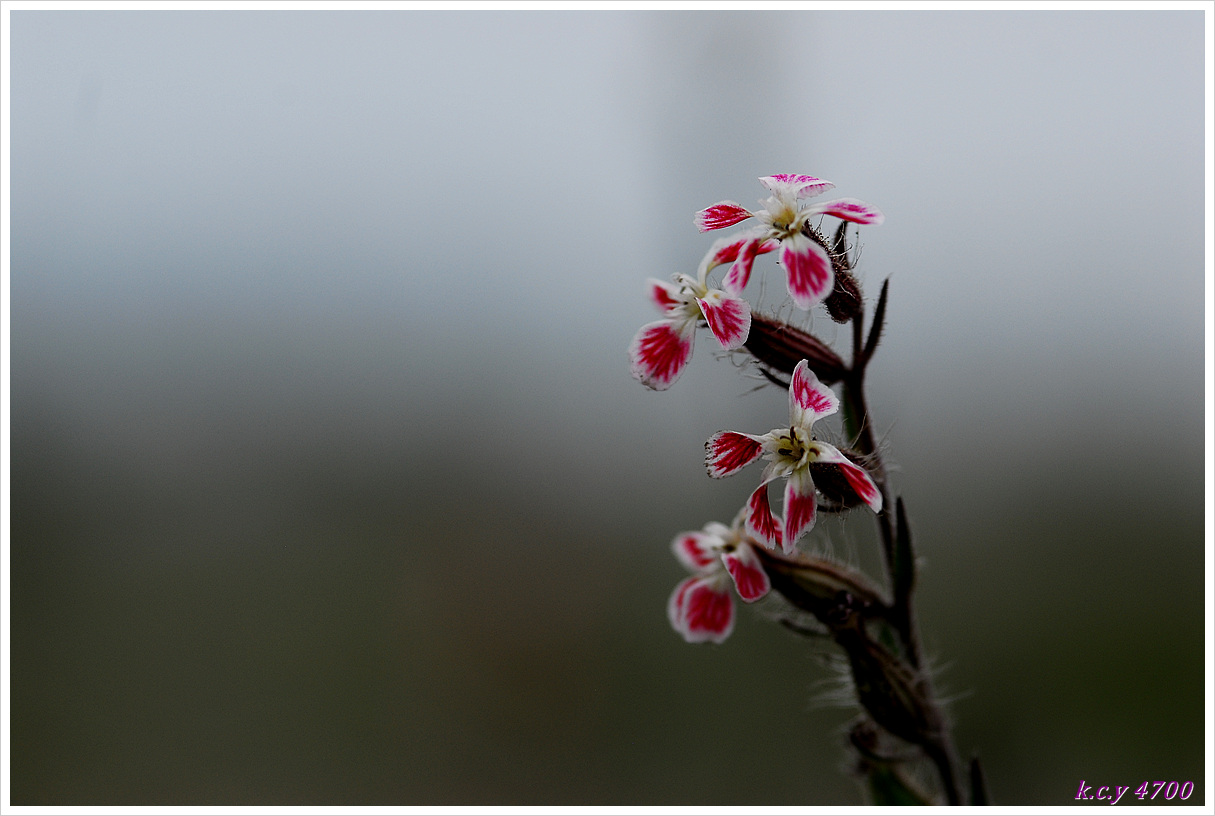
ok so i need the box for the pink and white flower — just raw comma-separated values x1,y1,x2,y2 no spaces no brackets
668,512,772,644
694,174,884,310
629,235,776,391
704,360,883,553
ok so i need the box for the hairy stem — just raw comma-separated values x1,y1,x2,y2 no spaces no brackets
844,290,962,806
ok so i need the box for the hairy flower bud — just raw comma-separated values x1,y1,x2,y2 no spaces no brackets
744,314,848,384
824,267,863,324
752,547,889,620
836,619,944,748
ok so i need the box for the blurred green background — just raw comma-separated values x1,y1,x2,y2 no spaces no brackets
6,9,1208,806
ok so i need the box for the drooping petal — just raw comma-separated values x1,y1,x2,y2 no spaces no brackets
783,467,818,552
721,543,771,602
671,531,720,572
809,197,885,226
759,174,835,200
780,234,835,310
839,461,883,513
668,575,735,644
697,290,751,350
745,481,784,551
694,201,754,232
698,233,779,293
647,278,683,313
789,359,840,427
629,320,694,391
721,237,760,294
705,431,764,478
813,444,883,513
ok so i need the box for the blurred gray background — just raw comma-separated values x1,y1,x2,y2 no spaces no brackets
7,9,1207,806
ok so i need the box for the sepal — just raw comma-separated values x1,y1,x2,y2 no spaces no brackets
743,314,848,384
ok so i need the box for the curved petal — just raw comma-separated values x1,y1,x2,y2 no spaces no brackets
721,237,759,294
783,467,818,552
694,201,753,232
671,531,721,572
808,197,885,226
812,445,883,513
759,174,835,200
781,234,834,310
647,278,683,314
668,575,735,644
698,233,779,292
789,359,840,427
705,431,764,478
721,543,771,602
629,320,694,391
697,290,751,350
745,481,784,551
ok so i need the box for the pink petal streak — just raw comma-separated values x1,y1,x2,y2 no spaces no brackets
789,360,839,425
697,292,751,350
781,236,834,310
759,174,835,200
629,320,693,391
812,197,885,226
782,468,818,551
668,576,734,643
705,431,763,478
721,544,771,602
745,482,784,551
647,278,682,313
694,201,753,232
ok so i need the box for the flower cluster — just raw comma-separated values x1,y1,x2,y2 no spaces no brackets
628,175,974,805
629,174,885,640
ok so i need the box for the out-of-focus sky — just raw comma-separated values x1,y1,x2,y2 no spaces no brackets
5,7,1209,806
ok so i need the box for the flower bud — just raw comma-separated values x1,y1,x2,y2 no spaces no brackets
837,623,943,748
744,314,848,384
752,547,888,620
803,220,863,324
824,267,863,324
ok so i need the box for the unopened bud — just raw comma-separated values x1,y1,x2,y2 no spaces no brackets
752,547,888,620
744,314,848,383
837,626,943,748
802,221,863,324
824,267,863,324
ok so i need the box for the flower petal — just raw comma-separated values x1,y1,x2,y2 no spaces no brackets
783,467,818,551
694,201,753,232
809,197,885,226
697,291,751,350
721,543,771,602
813,445,883,513
789,359,840,427
668,575,735,644
629,320,694,391
745,481,784,551
781,234,834,310
721,238,760,294
647,278,683,313
759,174,835,200
705,431,764,478
671,531,720,572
